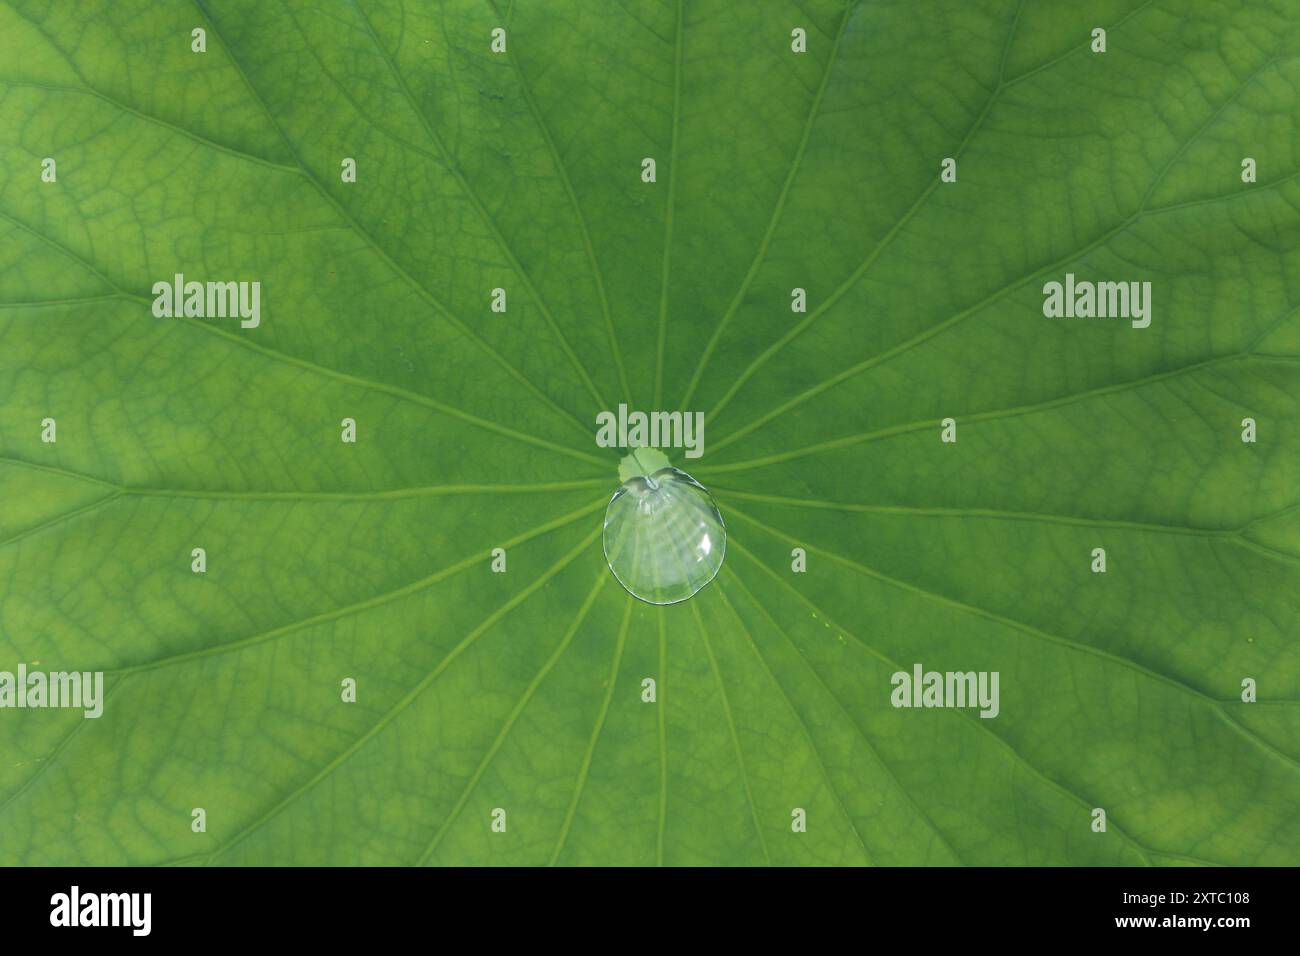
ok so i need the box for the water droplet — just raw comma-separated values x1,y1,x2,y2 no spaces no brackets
603,464,726,605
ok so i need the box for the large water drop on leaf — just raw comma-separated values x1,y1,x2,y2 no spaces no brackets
603,450,726,605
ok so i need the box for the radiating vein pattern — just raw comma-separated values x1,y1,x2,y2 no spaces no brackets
0,0,1297,865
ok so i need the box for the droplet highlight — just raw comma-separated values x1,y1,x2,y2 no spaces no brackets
603,464,726,605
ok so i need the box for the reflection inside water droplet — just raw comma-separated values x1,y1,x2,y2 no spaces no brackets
602,464,726,605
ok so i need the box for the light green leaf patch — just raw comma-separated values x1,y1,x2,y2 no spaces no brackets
0,0,1297,865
